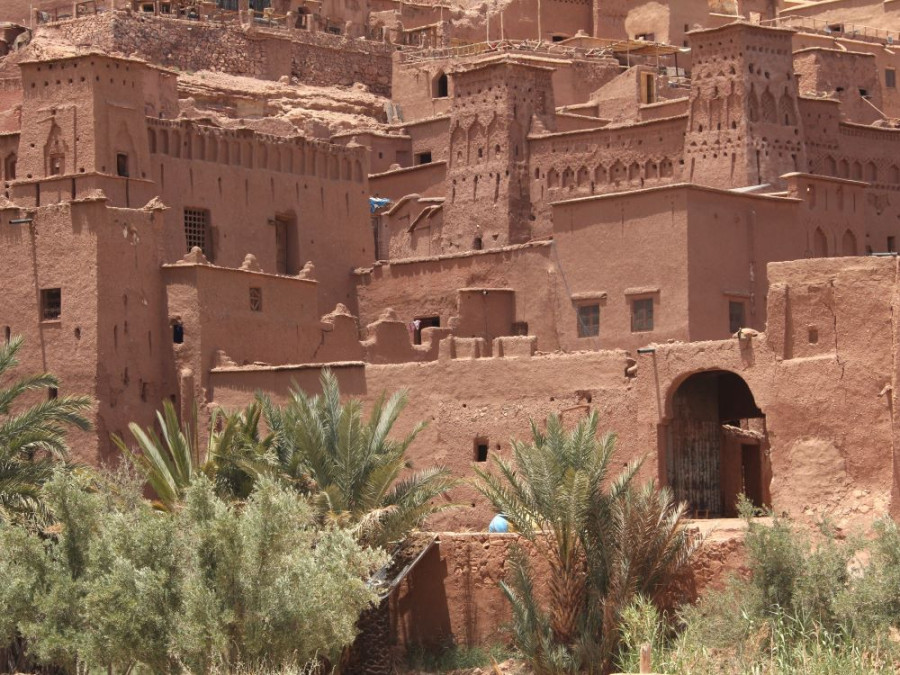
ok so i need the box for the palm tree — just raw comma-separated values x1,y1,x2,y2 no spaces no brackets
114,399,275,510
261,369,457,548
474,411,696,675
0,336,91,526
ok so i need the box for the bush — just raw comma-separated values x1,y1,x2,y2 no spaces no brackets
0,471,387,672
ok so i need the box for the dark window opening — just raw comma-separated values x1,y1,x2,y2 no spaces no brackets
116,153,129,177
48,387,58,400
631,297,654,332
172,321,184,344
635,32,655,41
433,72,449,98
551,35,566,42
859,88,869,98
326,25,342,34
416,151,433,165
512,321,529,336
808,327,819,344
40,288,61,321
3,326,9,343
474,438,489,462
889,236,896,253
728,301,746,334
827,23,843,33
887,69,896,89
577,304,600,337
473,235,483,250
249,287,262,312
414,316,440,345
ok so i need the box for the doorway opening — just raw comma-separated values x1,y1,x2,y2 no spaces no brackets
662,370,769,518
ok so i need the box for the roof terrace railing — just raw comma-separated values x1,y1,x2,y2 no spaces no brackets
763,14,900,46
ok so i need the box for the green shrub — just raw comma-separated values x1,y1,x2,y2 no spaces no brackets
0,471,387,672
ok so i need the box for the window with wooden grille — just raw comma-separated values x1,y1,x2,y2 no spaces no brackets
631,298,654,332
183,208,211,258
41,288,61,321
576,304,600,337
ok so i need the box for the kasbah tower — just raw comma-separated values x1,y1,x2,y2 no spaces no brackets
5,0,900,653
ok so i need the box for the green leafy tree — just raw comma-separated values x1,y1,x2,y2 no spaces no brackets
0,336,91,526
475,411,696,674
261,370,457,548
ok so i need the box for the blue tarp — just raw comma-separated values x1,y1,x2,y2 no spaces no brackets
369,197,391,213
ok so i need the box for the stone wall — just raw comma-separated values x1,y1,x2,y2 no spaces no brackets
37,11,393,95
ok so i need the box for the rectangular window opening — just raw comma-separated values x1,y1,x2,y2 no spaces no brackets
184,207,212,260
474,438,489,462
631,297,654,332
729,300,746,334
576,304,600,338
48,387,58,400
116,153,129,177
41,288,61,321
889,236,896,253
887,69,897,89
415,151,433,165
512,321,529,336
413,315,440,345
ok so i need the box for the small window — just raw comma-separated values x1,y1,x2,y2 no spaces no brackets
184,208,212,259
172,320,184,344
116,153,129,177
635,32,655,41
887,69,897,89
433,72,449,98
889,236,896,253
473,235,483,250
551,35,566,42
41,288,61,321
48,387,58,400
576,304,600,337
631,298,654,332
413,316,440,345
415,151,433,165
827,23,843,33
3,326,9,343
249,287,262,312
512,321,529,336
474,438,489,462
728,301,746,334
859,88,869,98
49,154,64,176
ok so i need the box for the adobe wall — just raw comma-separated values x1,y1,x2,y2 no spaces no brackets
37,11,393,94
0,198,170,464
528,115,686,234
370,161,447,200
793,48,882,124
95,203,174,453
163,261,323,418
791,31,900,118
147,119,373,314
333,130,414,174
355,242,560,350
391,529,749,648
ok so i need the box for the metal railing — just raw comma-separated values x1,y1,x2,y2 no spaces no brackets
762,14,900,45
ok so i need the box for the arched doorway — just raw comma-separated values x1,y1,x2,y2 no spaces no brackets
662,370,769,518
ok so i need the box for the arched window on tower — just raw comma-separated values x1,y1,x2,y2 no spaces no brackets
432,71,449,99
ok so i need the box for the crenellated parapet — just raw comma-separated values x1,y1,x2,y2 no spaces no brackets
146,118,367,182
